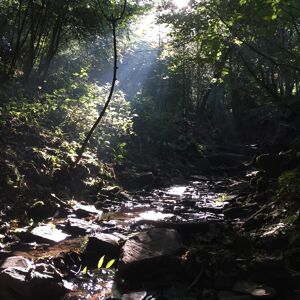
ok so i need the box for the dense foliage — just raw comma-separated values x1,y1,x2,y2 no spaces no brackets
147,0,300,141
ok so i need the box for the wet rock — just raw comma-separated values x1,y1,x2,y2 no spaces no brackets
82,233,121,265
1,256,31,270
233,281,277,298
229,181,253,193
63,217,100,235
31,224,70,243
121,228,184,263
0,267,68,300
17,224,70,244
121,291,147,299
73,203,103,218
102,185,121,194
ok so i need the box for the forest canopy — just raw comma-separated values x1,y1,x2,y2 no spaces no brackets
1,1,300,299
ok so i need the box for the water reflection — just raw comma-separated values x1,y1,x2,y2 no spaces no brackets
165,185,188,196
137,210,174,221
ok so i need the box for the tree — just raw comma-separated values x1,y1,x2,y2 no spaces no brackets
72,0,127,166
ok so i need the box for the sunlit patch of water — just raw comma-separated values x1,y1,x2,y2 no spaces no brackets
136,210,174,221
67,269,115,300
165,185,189,196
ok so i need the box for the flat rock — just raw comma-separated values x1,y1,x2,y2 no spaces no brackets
63,217,100,235
31,224,70,243
16,224,70,244
73,203,103,218
122,228,184,264
1,256,31,270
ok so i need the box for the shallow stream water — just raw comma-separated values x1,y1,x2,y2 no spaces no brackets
63,176,240,299
13,176,241,299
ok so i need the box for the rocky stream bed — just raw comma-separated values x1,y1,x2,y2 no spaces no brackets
0,168,300,300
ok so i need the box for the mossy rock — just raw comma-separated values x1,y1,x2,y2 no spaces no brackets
256,153,282,176
27,200,59,221
278,167,300,202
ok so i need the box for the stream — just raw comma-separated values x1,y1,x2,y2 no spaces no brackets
4,174,245,300
1,166,298,300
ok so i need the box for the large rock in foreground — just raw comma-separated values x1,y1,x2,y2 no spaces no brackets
0,266,68,300
117,228,185,291
122,228,184,263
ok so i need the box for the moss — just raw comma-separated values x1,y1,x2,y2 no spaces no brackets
278,167,300,203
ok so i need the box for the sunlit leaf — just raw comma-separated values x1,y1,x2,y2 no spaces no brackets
105,259,116,269
82,266,88,274
98,255,105,269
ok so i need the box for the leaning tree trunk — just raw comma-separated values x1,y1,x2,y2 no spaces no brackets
72,0,127,167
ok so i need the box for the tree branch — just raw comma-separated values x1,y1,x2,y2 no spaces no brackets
72,0,126,167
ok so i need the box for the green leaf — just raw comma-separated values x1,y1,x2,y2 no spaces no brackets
82,266,88,274
97,255,105,269
105,259,116,269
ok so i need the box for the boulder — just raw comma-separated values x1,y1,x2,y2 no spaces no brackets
116,228,185,291
82,233,121,266
0,267,68,300
121,228,184,264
